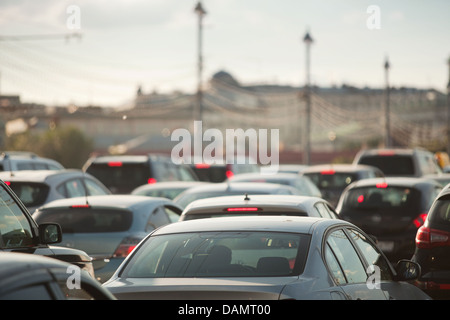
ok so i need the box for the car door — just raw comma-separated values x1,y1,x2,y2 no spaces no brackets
324,228,388,300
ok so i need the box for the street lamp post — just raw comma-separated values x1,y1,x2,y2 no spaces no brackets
194,1,206,123
384,56,391,148
303,30,313,165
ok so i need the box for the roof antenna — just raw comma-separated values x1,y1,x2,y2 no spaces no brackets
81,171,90,206
244,193,250,201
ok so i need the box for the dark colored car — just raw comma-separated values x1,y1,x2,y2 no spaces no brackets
353,148,442,177
0,252,115,300
0,169,111,214
33,195,183,283
190,157,260,183
104,216,429,300
336,177,442,262
413,183,450,299
0,179,94,278
83,154,198,194
301,164,384,206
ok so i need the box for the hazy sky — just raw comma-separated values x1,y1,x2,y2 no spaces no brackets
0,0,449,107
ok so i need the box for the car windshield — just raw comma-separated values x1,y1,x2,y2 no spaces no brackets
429,196,450,225
303,172,358,189
0,185,34,248
34,208,132,233
122,231,310,278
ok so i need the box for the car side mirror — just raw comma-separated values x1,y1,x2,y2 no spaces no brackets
394,260,421,281
39,223,62,244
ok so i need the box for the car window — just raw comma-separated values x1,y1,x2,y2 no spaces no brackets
6,182,49,208
34,208,132,233
0,185,34,248
0,283,54,300
122,231,309,278
146,206,172,231
347,228,392,281
325,229,367,284
16,162,34,170
358,155,415,176
342,186,419,210
429,197,450,225
315,202,332,218
84,179,109,196
164,206,181,223
57,179,86,198
177,165,197,181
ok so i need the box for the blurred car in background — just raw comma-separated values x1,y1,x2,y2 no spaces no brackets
337,177,442,262
179,194,339,221
274,164,308,174
413,183,450,299
0,169,111,214
0,179,94,278
83,154,198,194
190,157,260,183
173,182,302,209
104,216,428,300
423,173,450,188
131,181,208,200
0,252,115,300
353,148,442,177
0,151,64,171
228,172,321,197
33,195,183,283
301,164,384,206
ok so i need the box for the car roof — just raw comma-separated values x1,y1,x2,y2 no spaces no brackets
183,194,326,214
344,176,441,188
177,182,298,194
87,154,170,164
230,172,306,180
302,163,381,173
37,194,176,210
0,169,92,183
132,181,208,192
153,215,344,235
354,148,428,157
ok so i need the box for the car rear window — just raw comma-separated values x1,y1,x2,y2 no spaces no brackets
86,163,151,193
429,196,450,226
6,182,49,208
303,172,358,189
342,186,419,210
34,208,132,233
358,155,415,176
122,231,310,278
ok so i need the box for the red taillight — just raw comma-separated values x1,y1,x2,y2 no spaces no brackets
108,161,123,167
377,150,395,156
226,170,234,178
416,226,450,249
4,181,10,186
195,163,211,169
413,213,427,228
376,182,388,188
113,237,142,258
147,178,157,184
226,207,260,212
70,204,91,208
320,169,335,175
357,195,364,203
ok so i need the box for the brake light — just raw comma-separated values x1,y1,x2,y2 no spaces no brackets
357,195,364,203
377,150,395,156
113,237,142,258
416,226,450,249
147,178,157,184
108,161,123,167
226,170,234,178
195,163,211,169
320,169,335,175
376,182,388,188
226,207,260,212
4,181,10,186
413,213,427,228
70,204,91,208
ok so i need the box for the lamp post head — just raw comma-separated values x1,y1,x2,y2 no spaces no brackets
384,57,390,70
303,31,313,45
194,2,207,16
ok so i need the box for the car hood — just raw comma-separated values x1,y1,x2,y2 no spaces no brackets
47,245,92,263
104,276,299,300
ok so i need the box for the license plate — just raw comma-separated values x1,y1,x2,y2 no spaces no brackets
377,241,394,252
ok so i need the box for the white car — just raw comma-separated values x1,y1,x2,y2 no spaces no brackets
179,194,339,221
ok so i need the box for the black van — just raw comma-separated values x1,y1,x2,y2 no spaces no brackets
83,154,198,194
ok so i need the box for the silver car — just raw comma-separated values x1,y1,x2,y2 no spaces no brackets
179,194,339,221
104,216,430,300
0,169,111,214
33,195,183,283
